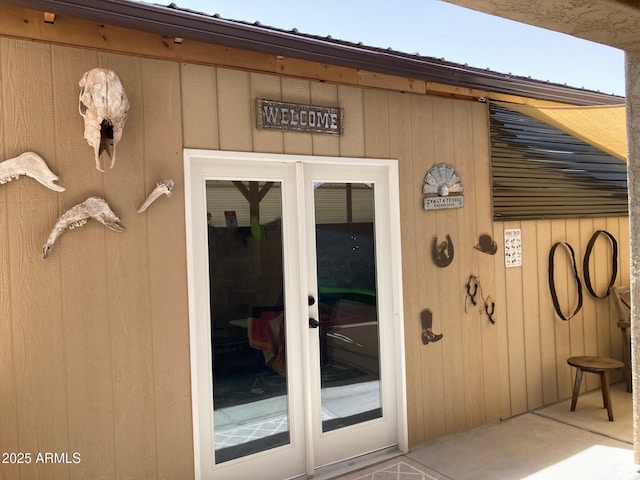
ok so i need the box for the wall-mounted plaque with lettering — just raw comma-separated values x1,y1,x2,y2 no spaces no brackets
422,163,464,210
256,98,343,135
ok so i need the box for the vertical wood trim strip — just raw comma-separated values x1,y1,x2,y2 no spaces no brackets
250,72,284,154
389,92,421,444
551,220,572,400
605,217,624,383
593,218,612,361
0,37,19,480
537,220,559,404
217,68,252,152
521,221,543,409
472,102,502,424
141,58,194,479
411,95,446,442
504,220,527,415
52,45,117,479
338,86,365,158
453,99,486,429
99,51,158,480
5,39,70,479
310,82,340,157
181,63,220,150
282,77,312,155
579,218,599,391
566,218,586,392
493,222,513,419
430,97,466,434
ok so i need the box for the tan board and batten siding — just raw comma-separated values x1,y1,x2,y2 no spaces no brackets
0,4,629,479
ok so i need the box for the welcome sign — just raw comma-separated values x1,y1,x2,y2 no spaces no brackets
256,98,343,135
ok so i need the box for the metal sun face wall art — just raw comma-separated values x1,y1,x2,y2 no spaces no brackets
423,163,464,210
78,68,130,172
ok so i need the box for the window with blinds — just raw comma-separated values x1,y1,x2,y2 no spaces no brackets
489,102,628,221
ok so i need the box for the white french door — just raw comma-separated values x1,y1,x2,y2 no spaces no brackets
185,150,406,480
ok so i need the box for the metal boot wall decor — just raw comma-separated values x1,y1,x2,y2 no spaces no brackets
420,309,443,345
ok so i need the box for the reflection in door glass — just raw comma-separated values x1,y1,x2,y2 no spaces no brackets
206,180,289,463
314,182,382,432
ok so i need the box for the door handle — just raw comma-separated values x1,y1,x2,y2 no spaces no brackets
309,318,319,328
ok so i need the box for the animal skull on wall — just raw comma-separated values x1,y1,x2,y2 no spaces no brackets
78,68,129,172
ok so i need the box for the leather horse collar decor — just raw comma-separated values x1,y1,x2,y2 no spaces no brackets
548,242,583,321
583,230,618,299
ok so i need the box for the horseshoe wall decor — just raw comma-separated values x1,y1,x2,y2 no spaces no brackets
432,234,454,267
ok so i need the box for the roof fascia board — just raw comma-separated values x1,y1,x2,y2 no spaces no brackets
2,0,623,106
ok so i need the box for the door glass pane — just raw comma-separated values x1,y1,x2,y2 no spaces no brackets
314,182,382,432
206,180,288,462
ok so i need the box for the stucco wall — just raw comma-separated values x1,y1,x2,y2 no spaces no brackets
0,33,628,479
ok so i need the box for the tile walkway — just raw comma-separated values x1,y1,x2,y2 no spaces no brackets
334,383,639,480
214,381,640,479
342,460,440,480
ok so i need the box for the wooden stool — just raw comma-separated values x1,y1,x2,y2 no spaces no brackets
567,356,624,421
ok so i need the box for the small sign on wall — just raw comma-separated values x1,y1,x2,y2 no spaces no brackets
256,98,343,135
422,163,464,210
504,228,522,268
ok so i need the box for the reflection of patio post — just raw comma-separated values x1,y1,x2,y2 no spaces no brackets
626,50,640,464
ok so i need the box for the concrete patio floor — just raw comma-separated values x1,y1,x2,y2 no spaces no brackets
333,382,640,480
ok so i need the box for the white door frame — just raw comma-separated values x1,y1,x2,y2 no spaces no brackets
184,149,408,479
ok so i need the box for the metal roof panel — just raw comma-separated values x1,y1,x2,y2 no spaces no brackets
1,0,625,105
